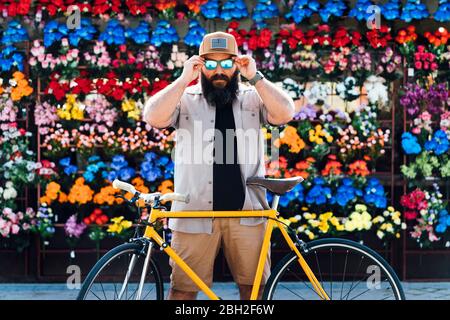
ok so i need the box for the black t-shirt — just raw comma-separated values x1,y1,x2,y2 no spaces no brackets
213,102,245,211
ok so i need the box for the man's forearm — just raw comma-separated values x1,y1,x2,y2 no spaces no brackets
143,77,190,128
254,78,295,125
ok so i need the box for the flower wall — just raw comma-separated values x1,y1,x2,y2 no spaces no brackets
0,0,449,276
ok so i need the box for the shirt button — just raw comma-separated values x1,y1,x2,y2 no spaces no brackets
252,113,256,117
208,181,212,184
208,201,212,204
210,119,214,123
185,116,189,120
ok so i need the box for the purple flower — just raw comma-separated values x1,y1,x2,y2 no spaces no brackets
64,215,86,238
294,104,317,120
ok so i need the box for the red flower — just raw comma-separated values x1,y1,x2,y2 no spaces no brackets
228,21,240,30
366,25,392,49
151,79,170,95
404,211,418,220
6,0,31,16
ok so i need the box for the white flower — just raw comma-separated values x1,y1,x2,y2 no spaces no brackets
364,75,388,107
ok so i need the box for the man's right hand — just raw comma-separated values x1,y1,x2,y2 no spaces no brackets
180,55,205,85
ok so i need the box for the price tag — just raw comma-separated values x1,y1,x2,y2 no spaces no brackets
408,68,414,77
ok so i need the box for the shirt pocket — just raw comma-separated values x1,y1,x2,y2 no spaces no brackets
241,106,260,131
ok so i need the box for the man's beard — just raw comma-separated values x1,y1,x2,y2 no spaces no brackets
201,70,239,109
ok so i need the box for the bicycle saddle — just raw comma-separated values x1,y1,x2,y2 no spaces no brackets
246,176,304,195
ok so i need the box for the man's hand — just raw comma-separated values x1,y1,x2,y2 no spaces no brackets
180,55,205,85
233,55,257,80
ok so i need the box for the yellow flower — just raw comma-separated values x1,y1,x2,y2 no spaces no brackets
319,221,329,233
121,220,132,229
309,220,320,228
111,216,124,224
122,99,141,120
108,216,132,235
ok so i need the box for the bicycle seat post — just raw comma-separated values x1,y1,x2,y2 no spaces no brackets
271,194,280,210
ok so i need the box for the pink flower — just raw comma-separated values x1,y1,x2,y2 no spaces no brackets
420,111,432,121
11,224,20,235
412,127,421,135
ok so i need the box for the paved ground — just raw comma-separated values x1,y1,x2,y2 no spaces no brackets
0,282,449,300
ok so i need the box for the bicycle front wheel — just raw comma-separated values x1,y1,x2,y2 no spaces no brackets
77,242,164,300
263,238,405,300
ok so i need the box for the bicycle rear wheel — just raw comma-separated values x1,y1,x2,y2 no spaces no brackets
77,242,164,300
263,238,405,300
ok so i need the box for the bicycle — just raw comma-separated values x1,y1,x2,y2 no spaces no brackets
77,176,405,300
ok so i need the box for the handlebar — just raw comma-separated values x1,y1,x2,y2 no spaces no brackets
112,179,190,204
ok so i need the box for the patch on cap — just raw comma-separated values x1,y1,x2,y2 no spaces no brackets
210,38,227,49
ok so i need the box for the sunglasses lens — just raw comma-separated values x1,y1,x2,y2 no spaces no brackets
220,59,233,69
205,60,217,70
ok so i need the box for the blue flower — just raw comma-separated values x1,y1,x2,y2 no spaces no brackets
99,19,125,45
118,167,136,181
282,184,304,207
400,0,429,22
144,152,157,162
107,171,118,182
59,157,72,167
401,132,422,155
436,209,450,233
142,167,162,182
435,0,450,22
306,180,331,205
125,21,151,45
349,0,374,21
111,155,128,171
83,170,95,182
1,20,29,46
425,130,449,155
220,0,249,20
43,20,69,47
319,0,347,22
363,178,387,209
201,0,220,19
0,47,24,72
88,155,101,162
86,164,99,174
156,155,170,166
184,20,206,47
63,165,78,176
333,178,363,207
150,20,179,47
381,0,401,20
68,18,96,46
286,0,320,23
252,0,279,27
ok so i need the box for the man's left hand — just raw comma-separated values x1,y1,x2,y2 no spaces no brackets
233,55,257,80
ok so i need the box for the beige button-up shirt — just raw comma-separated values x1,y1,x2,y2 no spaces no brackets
165,81,271,234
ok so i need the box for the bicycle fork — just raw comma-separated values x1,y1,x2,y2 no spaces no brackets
117,240,154,300
272,195,330,300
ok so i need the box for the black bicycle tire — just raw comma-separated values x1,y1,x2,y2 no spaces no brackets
77,242,164,300
262,238,405,300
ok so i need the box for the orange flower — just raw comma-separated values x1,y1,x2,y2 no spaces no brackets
274,126,305,153
158,180,174,193
10,71,33,101
348,160,370,177
322,160,343,176
40,182,63,204
94,185,124,206
68,177,94,204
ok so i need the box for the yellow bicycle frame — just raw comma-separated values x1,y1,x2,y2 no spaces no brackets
143,208,330,300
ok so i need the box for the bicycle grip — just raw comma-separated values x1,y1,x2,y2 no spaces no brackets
112,179,137,194
164,193,190,204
